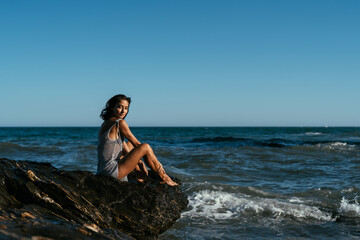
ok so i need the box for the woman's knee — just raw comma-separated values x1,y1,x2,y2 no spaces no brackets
139,143,152,153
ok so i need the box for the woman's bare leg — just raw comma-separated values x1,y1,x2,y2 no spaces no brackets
124,141,148,182
124,141,141,172
118,143,177,186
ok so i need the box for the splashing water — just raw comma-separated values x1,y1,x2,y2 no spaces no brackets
184,190,334,222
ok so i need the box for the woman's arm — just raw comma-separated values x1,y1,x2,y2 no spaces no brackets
118,119,141,147
121,140,131,155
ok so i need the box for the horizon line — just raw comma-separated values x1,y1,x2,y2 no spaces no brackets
0,125,359,128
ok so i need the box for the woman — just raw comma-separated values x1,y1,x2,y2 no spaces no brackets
97,94,177,186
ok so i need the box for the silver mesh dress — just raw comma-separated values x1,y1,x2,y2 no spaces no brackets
97,119,128,181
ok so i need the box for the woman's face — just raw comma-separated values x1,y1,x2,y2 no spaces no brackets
112,99,129,119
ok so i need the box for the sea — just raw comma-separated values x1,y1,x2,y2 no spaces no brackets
0,127,359,239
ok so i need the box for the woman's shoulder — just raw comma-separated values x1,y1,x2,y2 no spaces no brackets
102,118,127,129
99,119,119,136
117,118,128,125
105,117,125,125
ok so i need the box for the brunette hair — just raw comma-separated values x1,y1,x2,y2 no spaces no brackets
100,94,131,120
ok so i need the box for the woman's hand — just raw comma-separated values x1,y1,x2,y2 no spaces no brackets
138,160,148,176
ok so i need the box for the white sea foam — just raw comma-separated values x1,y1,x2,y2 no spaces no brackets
289,197,304,203
338,196,360,217
341,187,354,193
332,142,347,146
316,142,355,151
183,190,334,222
305,132,323,136
248,186,274,197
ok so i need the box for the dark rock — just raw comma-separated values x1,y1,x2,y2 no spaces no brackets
0,158,188,239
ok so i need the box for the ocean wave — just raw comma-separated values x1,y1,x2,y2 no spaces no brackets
0,142,64,154
247,186,278,198
0,142,28,151
304,132,324,136
192,137,247,143
183,190,334,222
341,187,357,193
191,137,360,151
191,137,294,148
338,196,360,217
314,142,356,152
77,144,97,151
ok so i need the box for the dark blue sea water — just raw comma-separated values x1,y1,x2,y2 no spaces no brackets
1,127,360,239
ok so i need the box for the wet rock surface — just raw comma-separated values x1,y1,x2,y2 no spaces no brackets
0,158,188,239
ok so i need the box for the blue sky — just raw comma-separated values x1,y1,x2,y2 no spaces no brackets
1,0,359,127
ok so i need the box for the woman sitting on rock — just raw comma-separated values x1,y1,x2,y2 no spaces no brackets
97,94,177,186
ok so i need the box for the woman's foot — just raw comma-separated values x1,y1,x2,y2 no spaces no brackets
134,170,150,183
157,164,178,186
159,173,178,186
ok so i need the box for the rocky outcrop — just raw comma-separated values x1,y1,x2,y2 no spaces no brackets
0,158,188,239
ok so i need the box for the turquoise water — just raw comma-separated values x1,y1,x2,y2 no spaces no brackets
1,127,360,239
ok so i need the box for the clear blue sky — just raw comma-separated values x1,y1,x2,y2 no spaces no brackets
1,0,359,127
